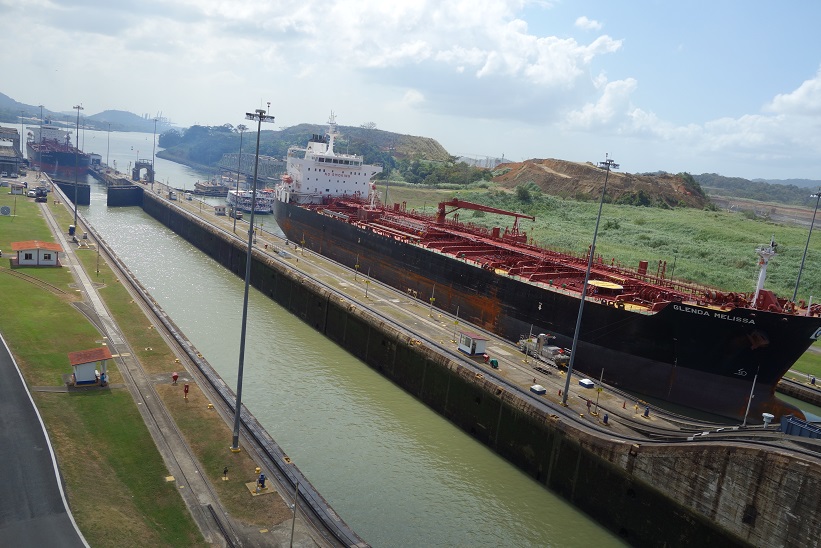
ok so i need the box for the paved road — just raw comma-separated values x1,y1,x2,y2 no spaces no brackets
0,335,88,547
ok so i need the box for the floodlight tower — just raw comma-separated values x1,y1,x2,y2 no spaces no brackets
562,155,619,406
231,106,275,453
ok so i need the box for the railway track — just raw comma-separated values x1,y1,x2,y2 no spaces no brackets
0,265,68,295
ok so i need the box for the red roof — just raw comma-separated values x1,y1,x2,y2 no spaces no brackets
68,347,113,366
459,331,488,340
11,240,63,252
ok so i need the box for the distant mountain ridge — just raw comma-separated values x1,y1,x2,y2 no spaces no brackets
694,173,821,207
0,91,173,132
754,178,821,189
87,110,172,133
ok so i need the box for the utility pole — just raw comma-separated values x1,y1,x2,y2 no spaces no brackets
73,104,84,229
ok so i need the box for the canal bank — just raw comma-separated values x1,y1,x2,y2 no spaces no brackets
125,185,821,547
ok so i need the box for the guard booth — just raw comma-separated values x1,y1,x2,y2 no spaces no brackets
67,346,113,386
457,331,488,356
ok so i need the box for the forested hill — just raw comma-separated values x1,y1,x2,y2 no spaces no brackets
694,173,821,207
157,122,451,170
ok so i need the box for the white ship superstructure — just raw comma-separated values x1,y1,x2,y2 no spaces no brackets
275,113,382,205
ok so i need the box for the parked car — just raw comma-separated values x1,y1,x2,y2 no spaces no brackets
27,190,37,198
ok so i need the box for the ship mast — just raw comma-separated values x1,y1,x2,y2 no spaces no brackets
753,236,777,306
326,111,338,156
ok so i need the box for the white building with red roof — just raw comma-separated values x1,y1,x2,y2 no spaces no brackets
10,240,63,266
68,346,113,385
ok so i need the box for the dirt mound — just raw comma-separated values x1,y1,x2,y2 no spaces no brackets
492,158,708,208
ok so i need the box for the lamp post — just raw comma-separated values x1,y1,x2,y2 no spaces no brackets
562,155,619,406
792,189,821,303
233,124,248,234
20,110,24,160
231,106,275,452
39,104,43,125
106,123,111,169
73,104,84,229
151,118,158,190
289,481,300,548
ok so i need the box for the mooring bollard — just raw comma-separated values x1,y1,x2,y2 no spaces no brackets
644,405,650,418
603,413,609,425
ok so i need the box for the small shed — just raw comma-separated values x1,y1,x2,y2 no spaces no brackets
10,182,25,195
457,331,488,356
68,346,113,385
10,240,63,266
214,205,226,216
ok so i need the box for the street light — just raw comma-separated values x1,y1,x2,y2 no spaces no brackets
20,110,24,161
562,155,619,406
106,123,111,169
230,106,275,452
792,189,821,303
232,124,248,234
73,104,84,229
151,118,158,190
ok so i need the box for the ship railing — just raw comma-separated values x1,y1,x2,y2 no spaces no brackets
396,204,720,300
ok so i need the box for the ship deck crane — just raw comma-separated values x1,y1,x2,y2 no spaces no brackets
436,198,535,237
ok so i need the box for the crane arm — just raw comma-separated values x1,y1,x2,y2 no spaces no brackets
435,198,535,224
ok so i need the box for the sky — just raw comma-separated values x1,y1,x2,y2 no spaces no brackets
3,0,821,180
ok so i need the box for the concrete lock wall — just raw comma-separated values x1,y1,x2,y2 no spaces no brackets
140,192,821,547
107,185,145,207
55,181,91,206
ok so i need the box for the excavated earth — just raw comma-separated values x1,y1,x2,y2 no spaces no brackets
492,158,709,208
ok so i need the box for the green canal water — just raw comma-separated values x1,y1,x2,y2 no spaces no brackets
76,129,624,547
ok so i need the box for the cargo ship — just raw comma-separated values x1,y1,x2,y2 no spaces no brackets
26,124,90,180
273,116,821,421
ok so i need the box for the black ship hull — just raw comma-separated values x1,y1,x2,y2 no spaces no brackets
274,200,821,421
27,144,90,180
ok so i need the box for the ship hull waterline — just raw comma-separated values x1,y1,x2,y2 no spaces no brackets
274,199,821,422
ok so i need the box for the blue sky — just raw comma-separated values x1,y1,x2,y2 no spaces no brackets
2,0,821,179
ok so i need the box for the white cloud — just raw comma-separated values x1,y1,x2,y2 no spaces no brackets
765,67,821,116
575,16,602,31
402,89,426,107
563,78,637,130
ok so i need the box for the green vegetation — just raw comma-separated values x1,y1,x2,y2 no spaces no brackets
158,122,450,176
390,157,492,186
